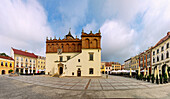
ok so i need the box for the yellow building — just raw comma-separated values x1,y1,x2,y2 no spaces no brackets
0,55,14,75
131,55,139,70
37,56,46,73
112,62,121,71
101,62,105,74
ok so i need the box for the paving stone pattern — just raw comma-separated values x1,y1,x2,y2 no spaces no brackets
7,75,159,91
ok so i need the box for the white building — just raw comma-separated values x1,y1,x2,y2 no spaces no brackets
152,32,170,77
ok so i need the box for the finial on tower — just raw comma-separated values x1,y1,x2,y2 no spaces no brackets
54,36,56,39
50,37,52,40
90,30,92,34
46,37,48,40
82,28,84,33
68,28,71,35
98,29,101,33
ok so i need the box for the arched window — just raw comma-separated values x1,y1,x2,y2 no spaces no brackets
72,44,75,52
167,43,169,49
167,51,169,58
161,53,164,60
85,38,90,48
61,44,64,52
93,39,98,48
66,43,69,52
78,44,81,52
5,62,7,66
10,63,12,67
157,56,159,62
52,44,54,51
1,62,3,66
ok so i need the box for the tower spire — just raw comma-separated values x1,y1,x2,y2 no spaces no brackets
68,28,71,35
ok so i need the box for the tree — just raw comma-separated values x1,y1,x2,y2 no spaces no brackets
0,53,9,57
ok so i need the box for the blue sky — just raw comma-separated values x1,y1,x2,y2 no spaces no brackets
0,0,170,64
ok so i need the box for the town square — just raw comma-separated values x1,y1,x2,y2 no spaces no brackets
0,0,170,99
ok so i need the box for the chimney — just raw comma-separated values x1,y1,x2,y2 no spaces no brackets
25,50,27,52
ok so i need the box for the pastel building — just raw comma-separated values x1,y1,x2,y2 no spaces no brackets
152,32,170,77
0,55,14,75
101,62,106,74
112,62,121,71
46,30,101,77
37,56,46,73
11,48,37,74
124,58,131,70
105,62,112,74
139,48,152,75
131,55,139,70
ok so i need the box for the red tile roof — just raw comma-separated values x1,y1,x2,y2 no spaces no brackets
12,48,37,58
105,62,112,67
153,32,170,48
0,55,14,61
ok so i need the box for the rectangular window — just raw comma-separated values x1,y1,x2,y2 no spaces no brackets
78,59,80,62
72,72,74,75
144,56,146,60
140,57,143,61
5,62,7,66
157,49,159,54
89,68,93,74
162,46,164,51
59,56,63,62
89,53,94,61
67,56,71,60
153,51,155,55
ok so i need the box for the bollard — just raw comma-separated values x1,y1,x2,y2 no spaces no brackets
106,74,108,79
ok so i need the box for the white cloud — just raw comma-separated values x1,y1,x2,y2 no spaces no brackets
0,0,53,56
140,0,170,50
100,20,139,62
83,20,97,33
54,0,88,38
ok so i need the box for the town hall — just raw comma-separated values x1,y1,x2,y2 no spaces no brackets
46,29,101,77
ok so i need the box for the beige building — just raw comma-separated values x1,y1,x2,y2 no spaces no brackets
0,55,14,75
152,32,170,77
112,62,121,71
101,62,106,74
124,58,131,70
11,48,46,74
46,30,101,77
37,56,46,73
131,55,139,70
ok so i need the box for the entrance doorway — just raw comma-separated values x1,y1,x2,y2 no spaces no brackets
2,70,5,75
16,68,19,73
162,64,166,76
77,68,81,77
59,67,63,75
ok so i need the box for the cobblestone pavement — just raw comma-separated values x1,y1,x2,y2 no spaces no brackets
1,75,170,99
7,75,163,91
